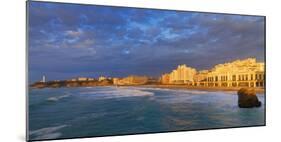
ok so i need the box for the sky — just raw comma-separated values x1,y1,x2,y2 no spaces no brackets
28,1,265,83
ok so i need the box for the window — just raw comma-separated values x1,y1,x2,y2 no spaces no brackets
260,82,263,87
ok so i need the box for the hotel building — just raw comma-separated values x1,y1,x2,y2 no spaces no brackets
194,58,265,88
161,58,265,88
161,64,197,84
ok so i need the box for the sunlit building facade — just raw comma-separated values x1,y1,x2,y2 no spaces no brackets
193,70,208,86
77,77,87,81
98,76,106,81
161,64,197,84
160,73,170,84
113,76,148,85
161,58,265,88
193,58,265,88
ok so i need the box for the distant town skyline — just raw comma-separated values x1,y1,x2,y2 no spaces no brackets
28,1,265,83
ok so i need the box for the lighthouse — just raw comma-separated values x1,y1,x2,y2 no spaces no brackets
42,75,46,83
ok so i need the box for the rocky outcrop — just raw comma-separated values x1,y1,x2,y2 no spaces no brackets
30,79,113,89
30,82,47,88
237,88,261,108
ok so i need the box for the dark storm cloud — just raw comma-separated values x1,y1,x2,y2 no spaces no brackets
28,1,265,83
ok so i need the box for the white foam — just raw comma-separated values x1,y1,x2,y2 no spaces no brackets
47,94,70,102
79,87,154,99
29,125,68,139
133,87,211,95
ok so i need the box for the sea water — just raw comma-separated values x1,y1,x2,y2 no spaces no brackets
28,86,265,140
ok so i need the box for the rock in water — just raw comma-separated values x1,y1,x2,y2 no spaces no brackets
237,88,261,108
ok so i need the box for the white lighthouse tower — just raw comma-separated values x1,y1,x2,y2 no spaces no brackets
42,75,46,83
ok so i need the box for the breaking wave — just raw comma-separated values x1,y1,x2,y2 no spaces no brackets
47,94,70,102
134,87,212,95
29,125,68,140
79,87,154,100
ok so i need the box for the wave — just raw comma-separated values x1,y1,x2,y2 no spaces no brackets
132,86,238,96
29,124,68,140
132,87,212,95
47,94,70,102
79,87,154,100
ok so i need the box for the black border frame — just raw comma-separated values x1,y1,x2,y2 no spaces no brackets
26,0,266,141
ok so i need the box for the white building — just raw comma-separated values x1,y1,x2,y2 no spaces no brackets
169,65,197,84
41,75,46,83
98,76,106,81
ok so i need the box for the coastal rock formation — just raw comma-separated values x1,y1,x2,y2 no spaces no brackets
30,82,47,88
30,79,113,89
237,88,261,108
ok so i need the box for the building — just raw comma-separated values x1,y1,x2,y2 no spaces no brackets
87,78,95,81
113,76,148,85
147,77,159,84
68,77,95,82
98,76,106,81
193,70,208,86
160,73,170,84
195,58,265,88
161,64,197,84
77,77,88,81
160,58,265,88
70,78,77,81
41,75,46,83
113,78,120,85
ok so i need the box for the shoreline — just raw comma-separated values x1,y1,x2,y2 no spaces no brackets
30,84,265,94
137,85,265,94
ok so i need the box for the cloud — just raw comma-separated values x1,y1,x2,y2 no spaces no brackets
65,29,83,37
28,1,265,83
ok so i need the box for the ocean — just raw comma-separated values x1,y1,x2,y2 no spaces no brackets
28,86,265,140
